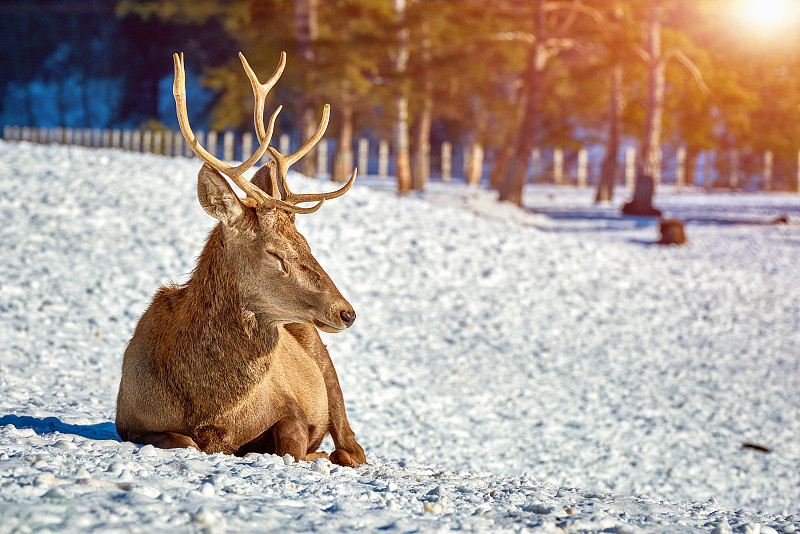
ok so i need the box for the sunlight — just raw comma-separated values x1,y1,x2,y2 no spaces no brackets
733,0,797,33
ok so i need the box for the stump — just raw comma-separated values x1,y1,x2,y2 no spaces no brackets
621,174,662,217
657,218,686,245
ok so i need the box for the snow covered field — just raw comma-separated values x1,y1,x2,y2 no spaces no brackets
0,140,798,533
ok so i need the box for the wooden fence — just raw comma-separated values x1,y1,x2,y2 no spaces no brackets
3,125,799,192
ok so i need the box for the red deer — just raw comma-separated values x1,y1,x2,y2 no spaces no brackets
115,52,366,467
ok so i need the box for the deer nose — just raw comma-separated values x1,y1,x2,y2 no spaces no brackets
340,310,356,328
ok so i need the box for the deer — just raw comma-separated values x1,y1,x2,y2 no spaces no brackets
115,51,366,467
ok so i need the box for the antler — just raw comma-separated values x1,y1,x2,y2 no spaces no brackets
266,104,357,211
173,52,284,209
239,51,286,143
173,52,355,214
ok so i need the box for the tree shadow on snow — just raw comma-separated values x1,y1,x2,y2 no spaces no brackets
0,414,120,441
526,206,794,229
523,208,658,232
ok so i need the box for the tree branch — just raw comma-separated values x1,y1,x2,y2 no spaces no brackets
663,48,710,94
544,0,605,38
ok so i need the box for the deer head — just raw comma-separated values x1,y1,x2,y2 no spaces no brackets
173,52,357,332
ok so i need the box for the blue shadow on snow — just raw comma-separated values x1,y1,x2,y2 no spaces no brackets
0,414,121,441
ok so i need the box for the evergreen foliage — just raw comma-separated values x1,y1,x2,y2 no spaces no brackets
2,0,799,191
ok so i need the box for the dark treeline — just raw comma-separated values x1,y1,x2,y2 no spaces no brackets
2,0,799,199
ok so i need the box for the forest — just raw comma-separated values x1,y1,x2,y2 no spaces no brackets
2,0,800,199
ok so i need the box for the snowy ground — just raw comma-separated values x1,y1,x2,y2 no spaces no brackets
0,141,799,533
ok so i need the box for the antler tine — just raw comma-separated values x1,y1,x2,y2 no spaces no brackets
288,103,330,166
289,168,357,204
239,51,286,143
264,104,355,206
173,52,278,207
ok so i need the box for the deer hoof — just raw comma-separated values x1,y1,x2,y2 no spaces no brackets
330,449,356,467
330,448,366,467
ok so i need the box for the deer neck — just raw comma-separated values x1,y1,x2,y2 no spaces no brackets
186,224,279,357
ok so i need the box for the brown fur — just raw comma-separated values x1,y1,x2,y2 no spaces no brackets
115,165,365,466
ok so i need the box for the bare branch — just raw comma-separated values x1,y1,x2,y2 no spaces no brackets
663,48,710,94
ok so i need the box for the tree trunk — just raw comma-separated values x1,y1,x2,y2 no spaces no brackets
333,102,354,183
412,91,432,190
393,0,412,193
498,1,545,206
412,19,432,191
639,0,664,181
622,0,663,217
596,62,622,203
498,44,545,205
295,0,319,177
490,145,514,191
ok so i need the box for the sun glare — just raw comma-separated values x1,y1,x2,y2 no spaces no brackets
733,0,797,33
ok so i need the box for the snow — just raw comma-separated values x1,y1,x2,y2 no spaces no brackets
1,140,799,533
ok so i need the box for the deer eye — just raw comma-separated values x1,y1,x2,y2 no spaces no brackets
267,251,288,273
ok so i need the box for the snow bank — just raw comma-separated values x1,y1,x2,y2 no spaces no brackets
0,141,798,532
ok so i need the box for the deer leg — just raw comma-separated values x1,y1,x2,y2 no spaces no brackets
284,325,367,466
235,428,276,456
271,403,329,463
318,355,366,466
127,431,200,451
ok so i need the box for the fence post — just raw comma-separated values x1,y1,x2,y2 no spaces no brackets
173,132,184,157
164,131,174,156
279,133,290,155
112,129,121,149
577,147,588,188
676,146,686,192
463,144,472,179
730,149,739,189
317,139,328,177
466,143,483,186
242,132,253,162
122,130,131,151
553,147,563,185
378,140,389,180
153,131,163,155
142,131,152,154
223,131,234,161
441,141,452,183
207,131,218,159
132,130,141,152
358,138,369,176
625,146,635,191
764,150,773,191
421,142,431,185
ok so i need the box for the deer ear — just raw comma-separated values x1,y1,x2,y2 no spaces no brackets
251,161,281,199
197,164,246,225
